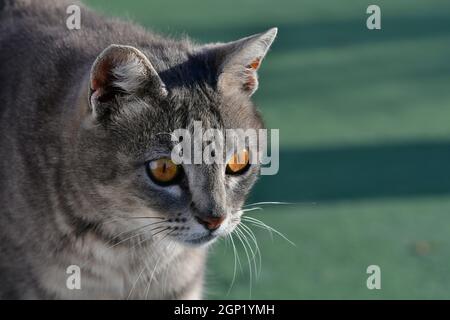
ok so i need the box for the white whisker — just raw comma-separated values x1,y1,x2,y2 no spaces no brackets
127,263,147,300
242,216,274,241
241,207,263,213
243,201,292,208
234,227,253,298
108,224,166,249
144,250,164,299
240,222,262,278
237,225,258,282
226,233,240,296
242,216,296,247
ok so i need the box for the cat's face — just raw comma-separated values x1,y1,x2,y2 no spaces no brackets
76,29,276,246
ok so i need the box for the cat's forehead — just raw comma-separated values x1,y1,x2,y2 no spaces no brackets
154,52,263,130
111,75,264,154
167,85,264,131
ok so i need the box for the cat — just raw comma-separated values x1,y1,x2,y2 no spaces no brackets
0,0,277,299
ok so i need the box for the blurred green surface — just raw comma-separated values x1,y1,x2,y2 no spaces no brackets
85,0,450,299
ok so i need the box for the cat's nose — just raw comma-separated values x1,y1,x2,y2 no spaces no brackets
195,215,225,231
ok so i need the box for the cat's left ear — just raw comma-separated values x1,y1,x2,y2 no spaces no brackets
210,28,277,96
89,44,167,119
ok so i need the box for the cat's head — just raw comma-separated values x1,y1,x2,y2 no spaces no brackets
75,28,277,246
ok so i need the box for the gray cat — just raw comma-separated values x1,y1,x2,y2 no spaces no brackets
0,0,277,299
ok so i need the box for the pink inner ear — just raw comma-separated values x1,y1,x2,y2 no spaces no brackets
91,58,113,91
242,57,261,92
247,57,261,70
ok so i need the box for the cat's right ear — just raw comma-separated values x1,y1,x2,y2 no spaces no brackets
207,28,277,96
89,44,167,119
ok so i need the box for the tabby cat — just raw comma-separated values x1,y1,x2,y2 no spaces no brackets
0,0,277,299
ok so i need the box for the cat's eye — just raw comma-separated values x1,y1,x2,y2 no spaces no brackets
226,149,250,175
146,158,180,185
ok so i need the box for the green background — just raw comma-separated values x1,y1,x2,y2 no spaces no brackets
85,0,450,299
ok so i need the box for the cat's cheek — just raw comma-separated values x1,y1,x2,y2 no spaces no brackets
144,178,184,198
160,184,183,198
226,176,242,190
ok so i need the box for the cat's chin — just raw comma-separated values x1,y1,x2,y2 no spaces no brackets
180,233,221,246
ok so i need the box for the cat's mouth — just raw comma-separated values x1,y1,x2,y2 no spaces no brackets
180,223,228,245
173,214,239,246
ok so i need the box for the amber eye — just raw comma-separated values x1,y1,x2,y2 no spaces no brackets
146,158,180,185
226,149,250,175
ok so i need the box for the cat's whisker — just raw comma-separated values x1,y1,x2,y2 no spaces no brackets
236,225,257,265
137,225,175,249
144,248,165,299
236,225,258,283
98,214,165,224
105,220,168,248
108,225,167,249
242,216,296,247
233,227,253,298
150,226,172,239
241,207,263,213
99,216,166,227
161,240,177,297
243,201,292,208
134,234,175,299
241,215,274,241
127,262,148,300
91,219,168,254
78,221,168,270
239,222,262,278
243,201,317,209
155,228,176,243
146,240,176,299
223,234,230,250
226,233,240,296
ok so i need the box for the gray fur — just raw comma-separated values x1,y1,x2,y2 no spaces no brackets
0,0,276,299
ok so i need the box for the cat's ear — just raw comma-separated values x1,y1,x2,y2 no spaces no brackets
211,28,277,96
89,44,167,118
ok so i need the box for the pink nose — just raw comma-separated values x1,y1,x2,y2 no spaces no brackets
195,215,225,231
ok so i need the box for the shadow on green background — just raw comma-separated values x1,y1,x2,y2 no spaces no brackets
85,0,450,299
256,141,450,203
